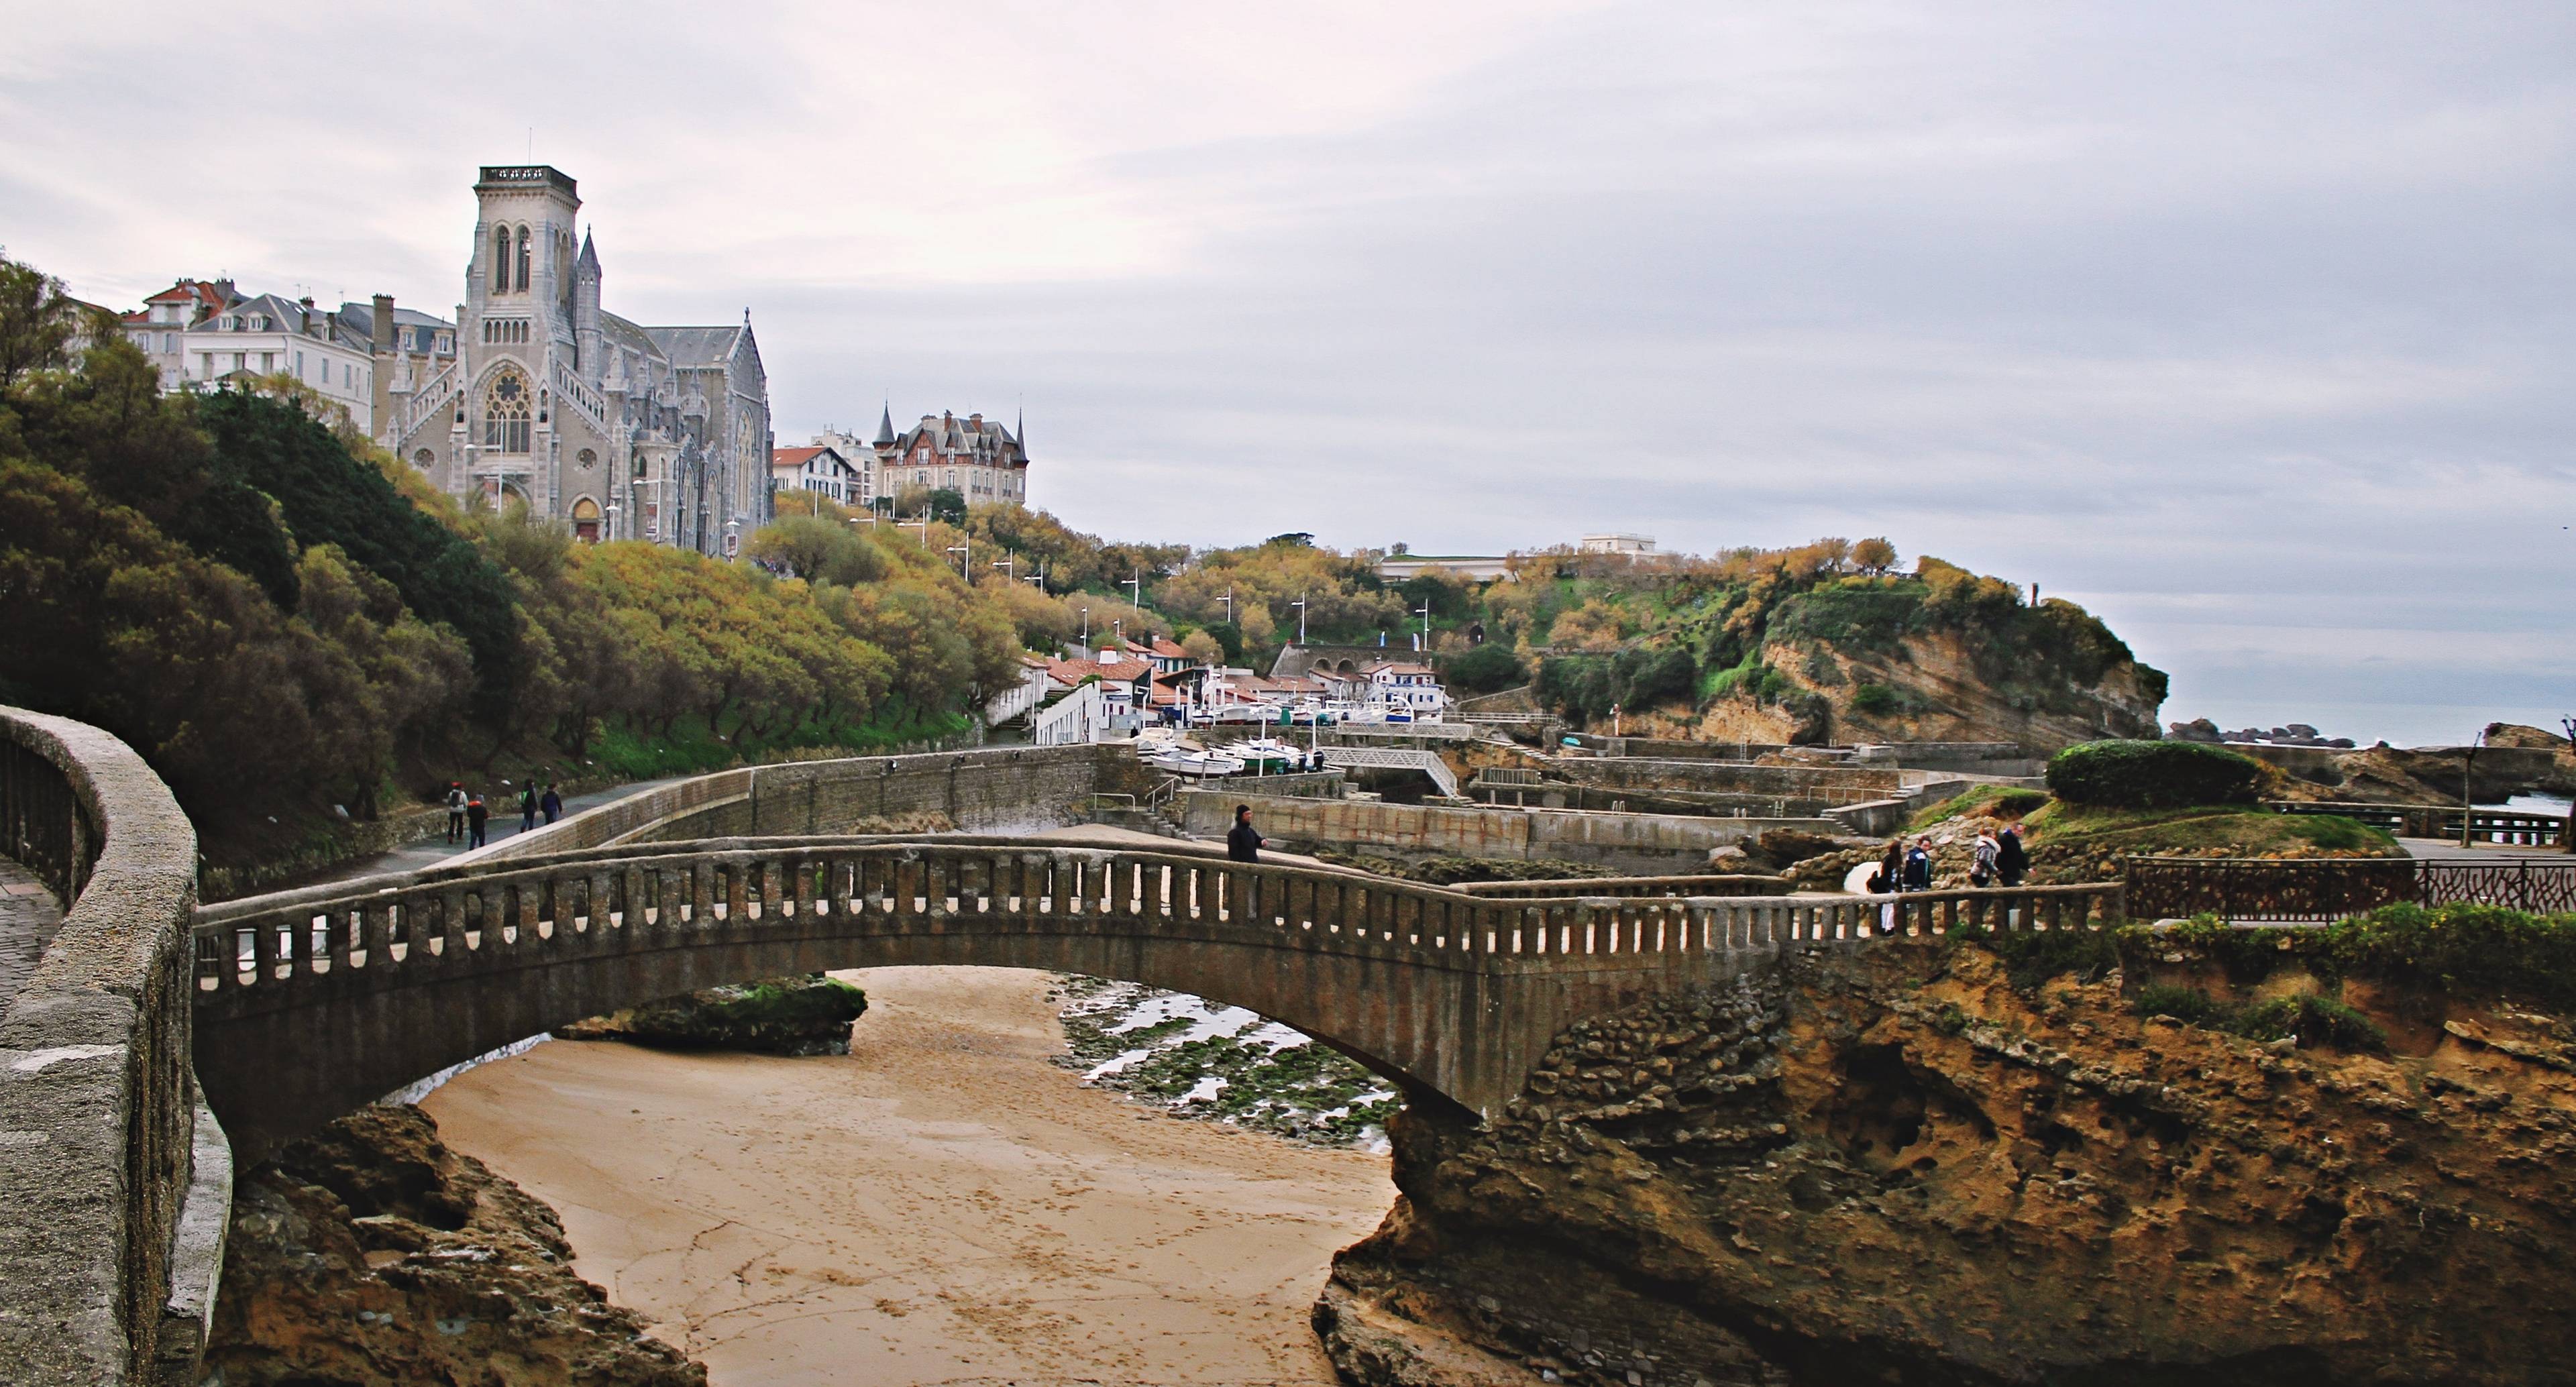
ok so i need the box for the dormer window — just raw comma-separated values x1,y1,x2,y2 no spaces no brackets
246,315,266,331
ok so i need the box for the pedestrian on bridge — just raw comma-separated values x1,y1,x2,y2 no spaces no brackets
518,782,539,834
1997,824,2029,887
541,782,564,824
465,794,489,849
444,782,467,844
1902,837,1933,891
1228,804,1265,863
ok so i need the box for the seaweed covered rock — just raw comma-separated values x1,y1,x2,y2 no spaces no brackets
556,973,867,1056
205,1105,704,1386
1322,936,2576,1386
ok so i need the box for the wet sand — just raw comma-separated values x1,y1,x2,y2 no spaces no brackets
423,966,1396,1386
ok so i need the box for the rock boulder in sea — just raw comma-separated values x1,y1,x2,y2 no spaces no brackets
556,973,868,1056
205,1104,705,1386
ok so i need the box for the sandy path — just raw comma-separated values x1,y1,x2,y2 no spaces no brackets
423,966,1395,1386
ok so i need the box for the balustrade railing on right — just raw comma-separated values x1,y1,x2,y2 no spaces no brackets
2126,854,2576,922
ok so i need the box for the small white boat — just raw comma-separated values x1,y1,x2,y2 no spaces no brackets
1146,746,1246,777
1231,737,1309,773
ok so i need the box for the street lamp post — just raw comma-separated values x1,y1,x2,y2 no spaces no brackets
1292,598,1307,645
947,539,971,581
900,515,930,547
1413,602,1432,650
993,551,1016,582
1125,569,1142,615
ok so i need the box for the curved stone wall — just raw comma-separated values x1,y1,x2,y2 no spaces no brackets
0,708,204,1387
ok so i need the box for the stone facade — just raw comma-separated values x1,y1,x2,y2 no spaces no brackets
381,165,773,555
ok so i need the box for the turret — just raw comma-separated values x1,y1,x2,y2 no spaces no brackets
574,231,602,372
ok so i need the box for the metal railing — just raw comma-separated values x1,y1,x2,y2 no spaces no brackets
2126,854,2576,922
1455,873,1790,899
2268,800,2568,848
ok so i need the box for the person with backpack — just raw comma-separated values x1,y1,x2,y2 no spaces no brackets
465,794,490,849
1902,837,1933,891
444,782,468,844
518,782,539,834
1970,830,2000,887
540,782,564,824
1996,823,2030,887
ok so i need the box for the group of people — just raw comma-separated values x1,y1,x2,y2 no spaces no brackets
1867,823,2029,895
442,778,569,850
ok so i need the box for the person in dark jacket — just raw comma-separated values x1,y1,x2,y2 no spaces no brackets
1874,840,1903,894
518,783,539,833
465,794,490,849
540,783,564,824
1901,837,1934,891
1226,804,1264,863
1996,823,2030,887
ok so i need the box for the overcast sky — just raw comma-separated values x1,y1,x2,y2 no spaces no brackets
5,1,2569,746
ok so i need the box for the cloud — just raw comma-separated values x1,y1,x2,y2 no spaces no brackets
6,0,2569,746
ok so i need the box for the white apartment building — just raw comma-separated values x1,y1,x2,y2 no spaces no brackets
180,294,377,429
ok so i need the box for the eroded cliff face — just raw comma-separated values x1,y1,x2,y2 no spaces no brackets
205,1105,705,1387
1322,946,2576,1386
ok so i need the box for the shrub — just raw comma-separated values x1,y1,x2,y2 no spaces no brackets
2134,983,2219,1024
2231,994,2387,1052
1849,681,1899,715
1440,643,1523,695
2045,738,2261,810
1947,922,2121,991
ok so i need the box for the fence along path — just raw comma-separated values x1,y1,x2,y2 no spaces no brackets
193,834,2125,1161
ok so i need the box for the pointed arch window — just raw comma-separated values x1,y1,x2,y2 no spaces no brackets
492,227,510,292
484,369,532,453
515,227,531,293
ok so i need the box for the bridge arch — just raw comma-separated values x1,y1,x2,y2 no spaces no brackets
193,838,1591,1164
191,835,2122,1167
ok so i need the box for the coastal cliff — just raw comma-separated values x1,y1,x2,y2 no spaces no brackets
1319,938,2576,1386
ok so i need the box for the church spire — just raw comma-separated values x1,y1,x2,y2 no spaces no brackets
1015,405,1026,455
576,230,600,277
874,400,898,446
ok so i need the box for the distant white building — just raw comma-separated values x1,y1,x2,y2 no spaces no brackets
1361,661,1449,716
179,293,378,429
1578,533,1656,556
1377,553,1511,582
770,443,862,504
1033,680,1111,746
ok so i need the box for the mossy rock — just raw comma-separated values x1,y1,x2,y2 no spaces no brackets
557,973,867,1056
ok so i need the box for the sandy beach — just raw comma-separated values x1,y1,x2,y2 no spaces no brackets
423,966,1396,1386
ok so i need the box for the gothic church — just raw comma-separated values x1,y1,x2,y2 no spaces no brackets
382,166,772,553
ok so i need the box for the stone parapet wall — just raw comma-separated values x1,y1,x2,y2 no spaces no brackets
0,707,204,1387
462,744,1137,862
1544,757,1906,800
1189,791,1840,873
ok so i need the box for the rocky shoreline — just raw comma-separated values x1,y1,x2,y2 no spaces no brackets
1309,939,2576,1386
205,1105,706,1386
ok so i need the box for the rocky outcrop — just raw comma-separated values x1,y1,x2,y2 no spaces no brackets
1320,943,2576,1386
205,1104,704,1386
555,972,867,1056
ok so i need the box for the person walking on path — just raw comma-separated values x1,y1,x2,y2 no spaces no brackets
1901,837,1933,892
1227,804,1264,863
444,783,468,844
465,794,490,849
1970,830,2000,887
517,782,539,834
1996,823,2030,887
540,783,564,825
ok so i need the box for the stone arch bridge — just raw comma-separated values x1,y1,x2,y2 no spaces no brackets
193,834,2125,1165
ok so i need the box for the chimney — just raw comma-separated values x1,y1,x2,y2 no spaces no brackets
372,294,396,353
299,296,318,335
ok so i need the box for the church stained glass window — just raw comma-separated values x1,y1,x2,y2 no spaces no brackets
484,370,531,453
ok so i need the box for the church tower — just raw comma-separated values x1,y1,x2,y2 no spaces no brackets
459,165,582,514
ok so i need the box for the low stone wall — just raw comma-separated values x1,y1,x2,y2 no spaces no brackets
1222,771,1348,800
462,743,1142,862
0,707,207,1387
1546,757,1907,801
1187,791,1839,873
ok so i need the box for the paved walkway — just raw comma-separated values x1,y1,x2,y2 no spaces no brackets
2399,836,2572,862
0,857,63,1017
302,776,690,887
